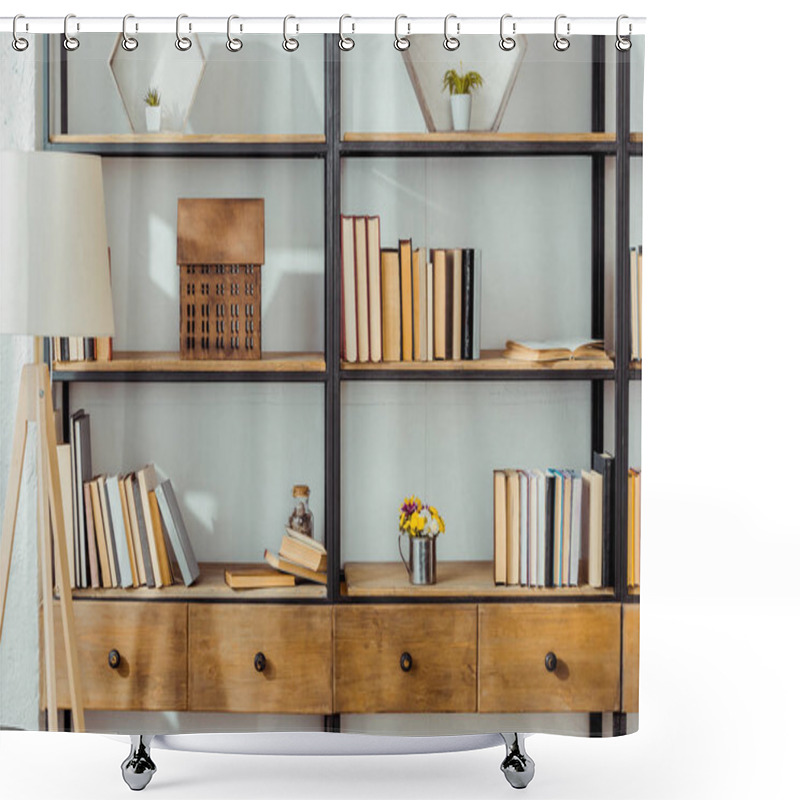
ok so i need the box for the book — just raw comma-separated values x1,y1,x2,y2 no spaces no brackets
123,474,145,587
552,469,563,587
117,475,140,587
279,533,327,573
583,469,603,588
630,246,639,361
381,249,401,362
399,239,413,361
493,470,507,585
518,470,528,587
411,247,422,360
628,468,635,588
634,468,641,586
503,339,606,363
130,473,156,588
432,249,447,360
56,444,76,590
561,471,572,587
106,473,134,588
88,478,110,588
444,249,455,360
83,482,101,589
450,248,463,361
505,468,520,586
593,451,615,588
340,215,357,363
354,216,370,362
70,409,91,587
426,261,434,361
544,472,555,588
461,249,475,361
264,549,327,585
533,469,546,588
225,566,296,589
472,250,482,360
137,465,164,587
569,469,582,587
637,246,643,361
149,490,174,587
527,471,536,588
285,526,327,553
366,216,382,363
100,477,120,588
155,479,200,587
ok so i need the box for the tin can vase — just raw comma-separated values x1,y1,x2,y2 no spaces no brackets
398,533,437,585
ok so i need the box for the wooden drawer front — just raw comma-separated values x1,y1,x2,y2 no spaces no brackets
622,604,640,712
479,604,620,713
51,601,187,711
334,605,477,713
189,605,332,713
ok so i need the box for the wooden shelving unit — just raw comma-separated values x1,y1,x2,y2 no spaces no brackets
50,133,325,145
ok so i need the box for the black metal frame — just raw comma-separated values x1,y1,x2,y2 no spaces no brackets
45,34,640,732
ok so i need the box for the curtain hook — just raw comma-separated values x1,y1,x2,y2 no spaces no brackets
12,14,29,52
443,14,460,51
283,15,299,52
176,14,192,51
121,14,139,51
499,14,516,51
394,15,410,51
226,15,243,52
63,14,80,51
616,14,632,51
339,14,355,51
554,14,570,52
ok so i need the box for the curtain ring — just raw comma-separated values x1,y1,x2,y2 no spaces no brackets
63,14,80,51
283,15,299,52
226,15,243,52
553,14,570,51
121,14,139,51
176,14,192,51
499,14,515,51
12,14,29,52
443,14,460,51
339,15,355,51
616,14,632,51
394,15,410,51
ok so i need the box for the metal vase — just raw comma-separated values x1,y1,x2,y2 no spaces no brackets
398,533,437,585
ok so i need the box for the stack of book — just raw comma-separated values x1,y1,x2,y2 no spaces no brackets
340,215,481,363
56,410,199,590
49,336,112,363
630,245,642,361
628,467,641,588
263,529,328,585
492,452,615,589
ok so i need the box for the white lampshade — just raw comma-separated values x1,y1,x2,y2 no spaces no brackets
0,151,114,337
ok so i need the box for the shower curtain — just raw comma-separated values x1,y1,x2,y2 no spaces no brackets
0,17,644,744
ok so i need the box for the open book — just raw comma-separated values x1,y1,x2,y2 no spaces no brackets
503,339,606,363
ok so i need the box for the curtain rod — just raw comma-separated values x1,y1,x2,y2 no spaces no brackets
0,16,645,37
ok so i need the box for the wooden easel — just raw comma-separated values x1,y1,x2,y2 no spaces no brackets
0,363,85,731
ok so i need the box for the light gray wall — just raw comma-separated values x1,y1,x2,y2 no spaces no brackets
0,42,40,732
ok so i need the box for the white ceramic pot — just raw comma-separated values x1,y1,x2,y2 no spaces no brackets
145,105,161,133
450,94,472,132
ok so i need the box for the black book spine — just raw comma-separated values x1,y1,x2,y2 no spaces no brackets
61,337,69,362
85,337,96,361
461,249,474,360
544,473,555,588
593,452,616,588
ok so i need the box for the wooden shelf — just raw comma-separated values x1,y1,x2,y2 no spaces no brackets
66,562,327,601
52,351,325,379
343,561,615,599
343,132,616,143
50,133,325,145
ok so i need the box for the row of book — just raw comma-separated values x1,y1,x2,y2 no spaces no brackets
341,215,482,363
59,410,199,590
627,467,641,588
630,246,643,361
48,336,113,363
493,452,615,588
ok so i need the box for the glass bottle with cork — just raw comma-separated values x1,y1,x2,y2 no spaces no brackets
287,484,314,540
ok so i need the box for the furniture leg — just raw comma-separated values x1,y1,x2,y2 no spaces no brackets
500,733,535,790
121,735,156,791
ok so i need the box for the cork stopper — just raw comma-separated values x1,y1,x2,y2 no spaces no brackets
292,484,310,498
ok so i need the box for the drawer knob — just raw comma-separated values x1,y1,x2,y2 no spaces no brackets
254,652,267,673
544,652,558,672
400,652,413,672
108,649,122,670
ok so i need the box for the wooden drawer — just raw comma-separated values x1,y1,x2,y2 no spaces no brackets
189,605,332,713
334,605,477,713
49,601,187,711
479,604,620,713
622,604,640,712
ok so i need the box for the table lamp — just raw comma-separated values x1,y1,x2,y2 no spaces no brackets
0,151,114,732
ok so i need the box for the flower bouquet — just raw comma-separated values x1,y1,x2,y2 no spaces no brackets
398,496,445,585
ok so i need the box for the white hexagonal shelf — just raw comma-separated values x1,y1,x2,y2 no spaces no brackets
109,32,206,134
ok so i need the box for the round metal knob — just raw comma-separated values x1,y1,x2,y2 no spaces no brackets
254,652,267,672
544,652,558,672
108,649,121,669
400,652,413,672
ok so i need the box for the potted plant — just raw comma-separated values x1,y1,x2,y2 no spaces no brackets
143,87,161,133
398,496,445,585
442,63,484,132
